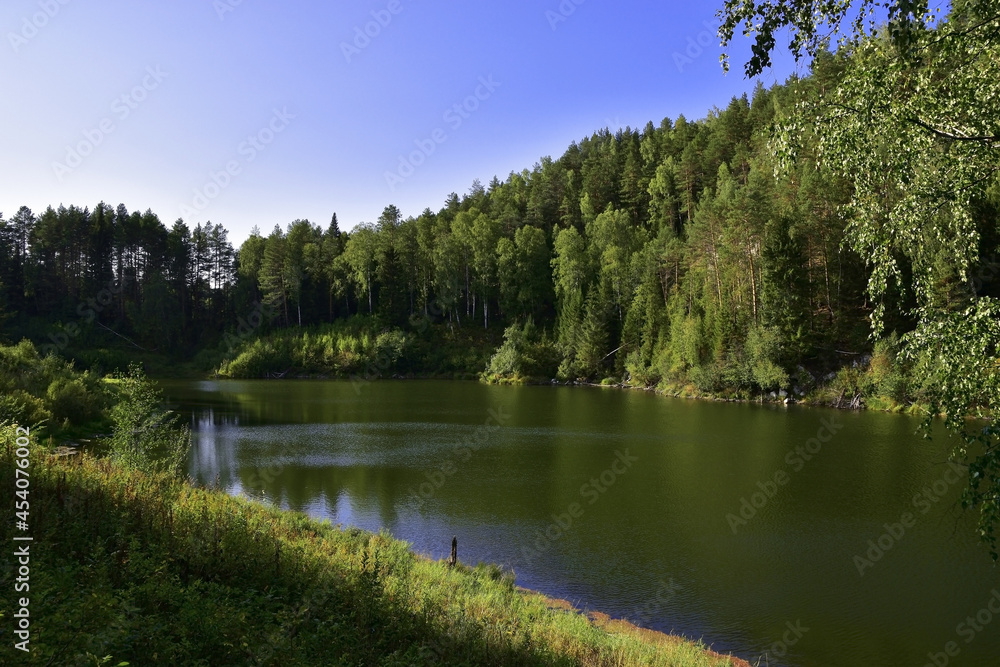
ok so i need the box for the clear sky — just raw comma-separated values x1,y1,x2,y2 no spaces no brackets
0,0,798,246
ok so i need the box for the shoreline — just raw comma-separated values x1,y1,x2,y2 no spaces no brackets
198,369,929,418
514,587,753,667
226,484,754,666
10,434,755,666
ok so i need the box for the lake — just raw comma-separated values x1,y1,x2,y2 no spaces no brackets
160,378,1000,667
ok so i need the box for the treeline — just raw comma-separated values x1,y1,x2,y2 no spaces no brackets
5,68,972,395
0,203,239,353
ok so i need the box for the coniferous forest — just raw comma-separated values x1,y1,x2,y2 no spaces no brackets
4,67,963,406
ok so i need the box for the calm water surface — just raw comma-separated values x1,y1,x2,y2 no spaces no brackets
160,379,1000,667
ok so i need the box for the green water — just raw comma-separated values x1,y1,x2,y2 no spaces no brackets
161,379,1000,667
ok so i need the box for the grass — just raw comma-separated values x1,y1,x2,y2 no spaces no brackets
0,424,743,666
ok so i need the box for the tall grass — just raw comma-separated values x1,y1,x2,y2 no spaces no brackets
0,424,744,666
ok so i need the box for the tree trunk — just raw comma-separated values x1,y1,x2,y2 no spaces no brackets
747,234,758,324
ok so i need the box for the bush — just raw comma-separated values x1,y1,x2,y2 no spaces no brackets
868,334,909,403
689,363,724,393
108,364,191,477
46,376,102,426
0,339,108,433
483,321,560,383
624,349,661,386
746,325,790,391
0,389,51,428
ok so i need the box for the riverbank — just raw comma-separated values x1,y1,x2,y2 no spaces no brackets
476,373,929,417
0,424,747,666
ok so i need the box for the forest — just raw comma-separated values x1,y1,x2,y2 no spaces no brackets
5,54,974,408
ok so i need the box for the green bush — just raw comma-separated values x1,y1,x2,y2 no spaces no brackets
46,376,102,426
483,321,560,383
746,325,790,391
868,334,909,403
0,389,51,428
0,339,108,433
689,363,724,393
217,317,418,378
108,364,191,477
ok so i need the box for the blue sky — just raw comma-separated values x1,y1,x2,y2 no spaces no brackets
0,0,799,245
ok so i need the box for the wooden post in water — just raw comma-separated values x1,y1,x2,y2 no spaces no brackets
447,536,457,567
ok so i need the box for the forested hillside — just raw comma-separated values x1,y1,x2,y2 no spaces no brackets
4,60,991,400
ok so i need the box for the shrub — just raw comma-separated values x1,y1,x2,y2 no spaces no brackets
46,376,102,426
0,339,108,433
483,321,559,382
0,389,51,428
108,364,191,477
868,334,909,403
746,325,790,391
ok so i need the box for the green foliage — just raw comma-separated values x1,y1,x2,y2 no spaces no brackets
46,376,102,425
905,301,1000,558
720,0,1000,552
867,334,909,403
0,390,50,429
218,317,412,379
482,321,561,383
0,339,106,433
746,325,790,391
216,316,497,381
107,364,190,477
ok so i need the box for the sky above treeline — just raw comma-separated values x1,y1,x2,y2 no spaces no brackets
1,0,798,245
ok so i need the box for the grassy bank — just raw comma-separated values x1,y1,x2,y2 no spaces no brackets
214,316,497,381
0,425,746,667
